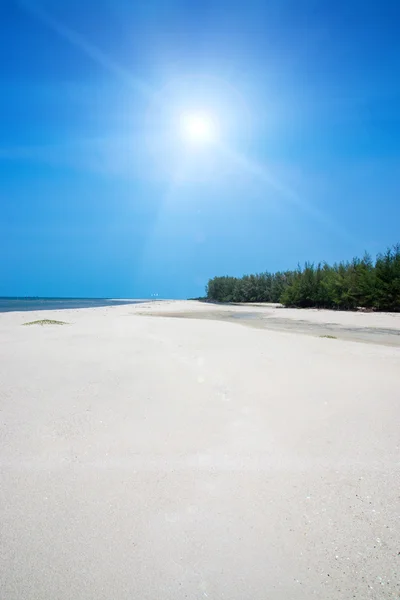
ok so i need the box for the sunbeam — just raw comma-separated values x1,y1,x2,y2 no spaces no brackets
217,143,356,244
18,0,152,98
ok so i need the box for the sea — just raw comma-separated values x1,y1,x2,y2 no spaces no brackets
0,297,149,313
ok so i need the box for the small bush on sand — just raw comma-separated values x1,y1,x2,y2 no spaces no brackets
23,319,68,326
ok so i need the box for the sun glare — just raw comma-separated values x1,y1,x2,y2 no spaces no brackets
180,111,217,144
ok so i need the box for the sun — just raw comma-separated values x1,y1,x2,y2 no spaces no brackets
180,111,217,144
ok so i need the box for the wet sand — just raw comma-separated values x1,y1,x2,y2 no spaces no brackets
135,301,400,346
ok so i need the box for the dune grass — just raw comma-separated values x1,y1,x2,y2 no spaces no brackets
23,319,68,326
319,334,337,339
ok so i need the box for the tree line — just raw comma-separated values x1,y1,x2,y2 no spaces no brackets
205,244,400,311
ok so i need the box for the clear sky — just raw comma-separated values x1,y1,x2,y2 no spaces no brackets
1,0,399,298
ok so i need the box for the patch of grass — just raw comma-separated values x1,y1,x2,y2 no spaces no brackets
23,319,68,326
319,334,337,339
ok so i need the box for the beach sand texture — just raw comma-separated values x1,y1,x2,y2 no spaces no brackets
1,301,399,599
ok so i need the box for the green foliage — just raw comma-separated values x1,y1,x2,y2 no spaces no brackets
205,244,400,311
23,319,68,326
319,335,337,339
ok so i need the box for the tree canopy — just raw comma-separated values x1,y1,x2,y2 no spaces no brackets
205,244,400,311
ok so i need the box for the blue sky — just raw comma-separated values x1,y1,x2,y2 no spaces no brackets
1,0,399,298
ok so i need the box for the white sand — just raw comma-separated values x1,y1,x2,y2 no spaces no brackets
1,301,399,599
135,300,400,346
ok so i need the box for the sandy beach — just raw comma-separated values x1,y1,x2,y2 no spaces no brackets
1,300,399,599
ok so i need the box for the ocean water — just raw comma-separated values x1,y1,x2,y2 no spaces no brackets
0,297,148,313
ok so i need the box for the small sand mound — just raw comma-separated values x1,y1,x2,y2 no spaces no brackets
23,319,68,326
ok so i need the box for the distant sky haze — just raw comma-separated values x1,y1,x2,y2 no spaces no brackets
1,0,400,298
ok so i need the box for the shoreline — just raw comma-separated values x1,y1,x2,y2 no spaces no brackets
0,297,150,314
1,300,400,346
